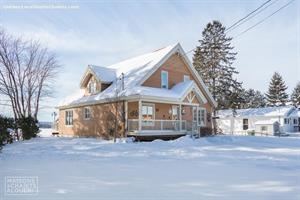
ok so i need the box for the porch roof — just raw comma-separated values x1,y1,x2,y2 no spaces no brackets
58,80,206,108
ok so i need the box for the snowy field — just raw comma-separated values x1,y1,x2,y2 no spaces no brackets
0,131,300,200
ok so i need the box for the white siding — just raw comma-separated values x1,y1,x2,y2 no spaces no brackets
217,116,287,135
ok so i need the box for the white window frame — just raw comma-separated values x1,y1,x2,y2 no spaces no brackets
284,118,289,124
183,75,190,82
142,103,155,126
197,107,206,127
293,118,298,125
65,110,73,126
161,70,168,89
84,107,91,120
193,107,206,126
172,105,179,120
88,79,97,94
192,107,197,122
243,118,249,130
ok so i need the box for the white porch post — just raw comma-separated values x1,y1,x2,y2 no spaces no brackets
124,101,128,132
179,104,182,131
138,100,142,131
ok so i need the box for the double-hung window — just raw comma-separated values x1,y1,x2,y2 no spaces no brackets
193,107,206,126
172,106,179,120
84,107,91,120
243,119,248,130
193,107,197,122
284,118,289,124
161,71,168,89
197,108,206,126
65,110,73,126
294,119,298,125
88,80,96,94
142,103,154,126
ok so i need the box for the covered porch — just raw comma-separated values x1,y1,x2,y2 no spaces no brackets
125,99,206,139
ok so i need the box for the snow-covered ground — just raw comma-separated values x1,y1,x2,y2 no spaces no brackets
0,133,299,200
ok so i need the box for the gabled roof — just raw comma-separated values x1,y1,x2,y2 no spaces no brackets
255,120,279,125
217,106,295,118
80,65,116,88
290,107,300,117
88,65,116,83
59,43,217,108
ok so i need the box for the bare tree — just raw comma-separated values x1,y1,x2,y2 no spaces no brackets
0,29,60,122
104,73,126,142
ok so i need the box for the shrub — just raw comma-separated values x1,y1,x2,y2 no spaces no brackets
200,127,213,136
247,130,255,136
0,115,14,148
17,116,39,140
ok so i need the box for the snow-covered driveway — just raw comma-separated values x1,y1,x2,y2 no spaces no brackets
0,135,299,200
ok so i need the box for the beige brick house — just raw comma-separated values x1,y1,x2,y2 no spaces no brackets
57,43,217,140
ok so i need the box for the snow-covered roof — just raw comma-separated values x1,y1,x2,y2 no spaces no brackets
88,65,116,83
59,43,216,108
255,120,279,125
290,108,300,117
59,80,205,107
217,106,294,118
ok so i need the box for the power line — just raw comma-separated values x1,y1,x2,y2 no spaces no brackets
185,0,294,56
226,0,280,34
235,0,295,38
185,0,275,55
225,0,272,33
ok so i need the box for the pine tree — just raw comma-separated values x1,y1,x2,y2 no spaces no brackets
227,85,246,116
193,20,241,110
266,72,289,106
291,82,300,106
242,89,266,108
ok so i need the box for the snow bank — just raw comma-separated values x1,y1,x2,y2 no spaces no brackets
1,135,299,200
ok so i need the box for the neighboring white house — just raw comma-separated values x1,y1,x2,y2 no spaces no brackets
285,107,300,132
216,106,297,135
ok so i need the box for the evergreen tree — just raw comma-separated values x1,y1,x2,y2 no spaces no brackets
193,20,241,110
266,72,289,106
242,89,266,108
291,82,300,106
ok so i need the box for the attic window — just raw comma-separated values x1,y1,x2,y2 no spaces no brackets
161,70,168,89
88,80,96,94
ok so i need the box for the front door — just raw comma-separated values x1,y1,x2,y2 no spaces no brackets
171,105,179,120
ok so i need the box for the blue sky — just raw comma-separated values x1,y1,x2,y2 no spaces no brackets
0,0,299,121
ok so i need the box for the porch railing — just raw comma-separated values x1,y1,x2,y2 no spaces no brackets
128,119,198,132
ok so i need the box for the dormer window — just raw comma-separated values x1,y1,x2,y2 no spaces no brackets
161,70,168,89
88,80,96,94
